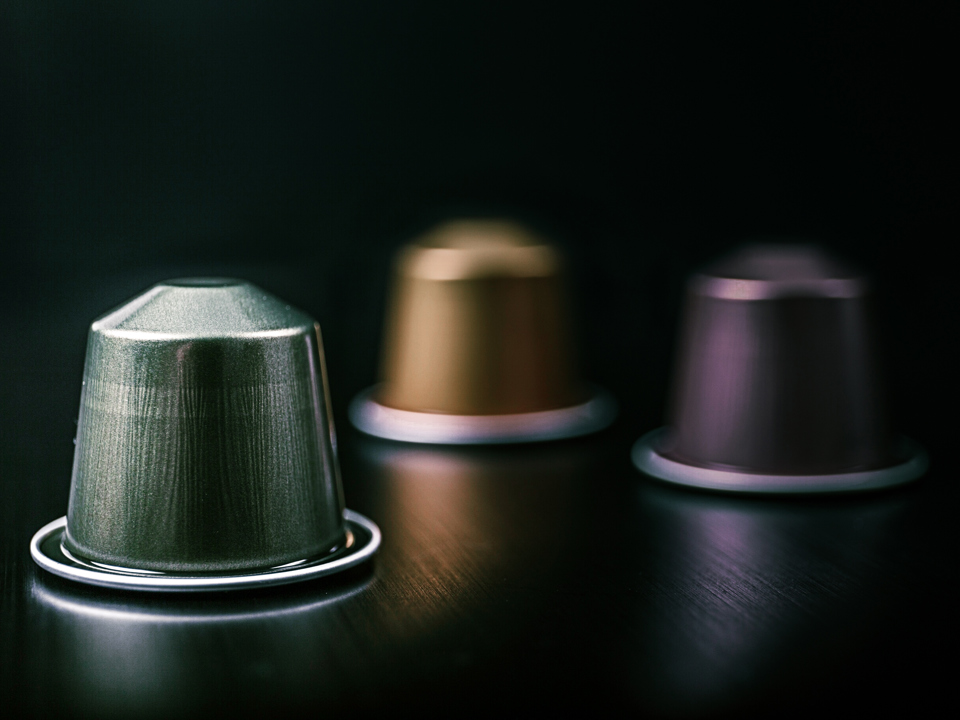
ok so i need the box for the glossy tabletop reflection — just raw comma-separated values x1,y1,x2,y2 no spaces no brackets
3,417,955,717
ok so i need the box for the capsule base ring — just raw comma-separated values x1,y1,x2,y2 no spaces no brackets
30,510,380,592
349,385,616,445
632,428,928,494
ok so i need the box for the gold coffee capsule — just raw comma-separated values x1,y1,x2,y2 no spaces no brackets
350,220,616,443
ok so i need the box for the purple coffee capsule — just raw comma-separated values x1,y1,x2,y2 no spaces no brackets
633,244,928,493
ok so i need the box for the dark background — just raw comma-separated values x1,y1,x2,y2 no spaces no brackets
1,2,956,717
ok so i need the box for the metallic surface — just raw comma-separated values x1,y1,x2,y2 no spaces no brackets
349,384,617,444
30,510,380,591
352,219,616,443
646,244,922,487
377,220,585,416
40,278,362,578
633,428,929,493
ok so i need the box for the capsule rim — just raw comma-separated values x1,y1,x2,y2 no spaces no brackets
632,428,928,494
348,383,617,445
30,510,380,592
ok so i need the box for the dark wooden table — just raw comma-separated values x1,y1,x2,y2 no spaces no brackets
2,322,955,717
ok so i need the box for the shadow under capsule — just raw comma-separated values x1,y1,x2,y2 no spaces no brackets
24,568,374,719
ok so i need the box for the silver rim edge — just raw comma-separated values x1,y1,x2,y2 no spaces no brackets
632,428,928,494
30,509,381,592
348,385,617,444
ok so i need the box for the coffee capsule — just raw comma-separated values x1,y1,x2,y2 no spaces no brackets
31,278,380,590
349,220,616,443
633,244,928,493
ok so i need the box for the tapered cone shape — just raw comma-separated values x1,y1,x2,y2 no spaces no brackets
62,278,346,573
665,245,890,474
349,220,616,444
633,244,927,493
379,220,583,415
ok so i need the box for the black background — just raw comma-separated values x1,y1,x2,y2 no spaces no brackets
1,2,956,718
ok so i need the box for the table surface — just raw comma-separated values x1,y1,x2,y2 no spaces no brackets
2,346,955,718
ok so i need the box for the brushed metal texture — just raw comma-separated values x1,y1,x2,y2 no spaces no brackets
63,278,346,573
